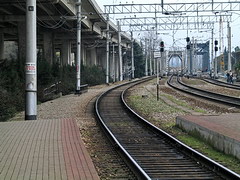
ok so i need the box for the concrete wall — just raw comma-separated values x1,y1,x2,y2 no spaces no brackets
176,116,240,160
96,47,106,69
86,48,97,66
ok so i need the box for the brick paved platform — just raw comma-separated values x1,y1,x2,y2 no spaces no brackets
0,119,100,180
176,113,240,160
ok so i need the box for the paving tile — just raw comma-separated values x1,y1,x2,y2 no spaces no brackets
0,119,99,180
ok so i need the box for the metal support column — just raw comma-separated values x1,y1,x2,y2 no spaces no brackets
117,21,123,81
153,46,156,75
190,37,194,74
145,38,148,76
160,52,162,76
157,56,159,101
190,47,193,74
187,49,190,74
214,50,218,78
211,29,214,74
149,38,153,76
227,22,232,71
76,0,81,94
25,0,37,120
131,31,134,79
112,44,116,82
106,15,110,83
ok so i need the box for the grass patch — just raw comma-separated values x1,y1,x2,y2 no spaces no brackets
127,95,183,116
182,78,207,85
162,93,207,114
178,135,240,174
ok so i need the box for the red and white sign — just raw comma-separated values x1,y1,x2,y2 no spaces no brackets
25,63,36,74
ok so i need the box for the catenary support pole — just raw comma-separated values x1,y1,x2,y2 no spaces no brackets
76,0,81,94
112,44,116,82
157,57,160,101
211,29,214,74
25,0,37,120
145,38,148,76
106,15,110,83
131,31,134,79
227,22,232,71
190,37,194,74
149,38,153,76
117,21,123,81
214,50,218,78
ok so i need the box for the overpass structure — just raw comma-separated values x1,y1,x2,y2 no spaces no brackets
0,0,132,120
0,0,131,78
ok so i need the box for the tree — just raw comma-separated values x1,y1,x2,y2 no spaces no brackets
133,41,145,78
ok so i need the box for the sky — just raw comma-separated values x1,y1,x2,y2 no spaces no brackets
96,0,240,52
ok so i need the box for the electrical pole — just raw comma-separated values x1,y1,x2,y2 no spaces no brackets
145,38,148,76
227,21,232,71
106,15,110,83
76,0,81,94
157,56,159,101
219,16,223,53
186,37,190,75
214,40,219,78
117,21,123,81
149,38,153,76
131,31,134,79
154,10,157,75
112,44,115,82
158,41,164,101
211,29,214,75
25,0,37,120
190,37,194,74
193,38,197,73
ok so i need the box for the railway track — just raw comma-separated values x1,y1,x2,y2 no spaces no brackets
203,78,240,90
95,77,240,179
168,75,240,108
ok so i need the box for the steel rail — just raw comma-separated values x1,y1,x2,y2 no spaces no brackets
168,75,240,108
95,77,240,179
203,78,240,90
95,77,153,180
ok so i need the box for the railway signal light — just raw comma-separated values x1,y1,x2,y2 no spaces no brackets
160,41,164,52
214,40,218,52
186,37,191,49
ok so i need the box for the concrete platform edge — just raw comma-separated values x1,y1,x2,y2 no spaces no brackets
176,116,240,160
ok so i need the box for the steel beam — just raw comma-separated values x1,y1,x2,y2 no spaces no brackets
124,22,214,31
118,15,232,26
104,1,240,14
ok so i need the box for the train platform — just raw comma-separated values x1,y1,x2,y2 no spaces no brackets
1,83,122,180
0,118,100,180
176,113,240,160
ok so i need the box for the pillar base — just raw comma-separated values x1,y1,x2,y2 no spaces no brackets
25,115,37,120
75,90,81,95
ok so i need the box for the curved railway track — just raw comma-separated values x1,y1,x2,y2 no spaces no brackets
168,75,240,108
203,78,240,90
95,77,240,179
